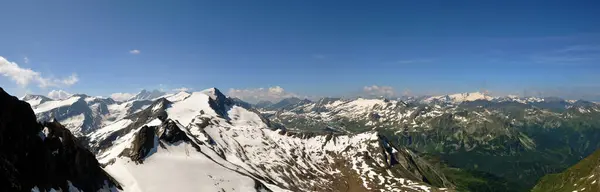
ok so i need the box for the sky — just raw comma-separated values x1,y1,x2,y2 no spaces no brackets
1,1,599,102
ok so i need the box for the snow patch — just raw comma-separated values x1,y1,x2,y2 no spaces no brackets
34,96,81,114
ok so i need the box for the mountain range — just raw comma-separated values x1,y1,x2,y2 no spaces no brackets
2,87,599,191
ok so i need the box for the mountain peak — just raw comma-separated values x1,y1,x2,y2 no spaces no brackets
21,93,52,101
425,91,493,103
201,87,226,101
201,87,232,117
128,89,166,101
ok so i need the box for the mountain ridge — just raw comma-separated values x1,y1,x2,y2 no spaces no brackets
13,86,600,191
0,87,121,191
86,88,456,191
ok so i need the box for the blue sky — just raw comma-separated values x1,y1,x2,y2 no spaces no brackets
1,1,599,101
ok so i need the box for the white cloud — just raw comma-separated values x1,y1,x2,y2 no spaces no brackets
228,86,298,103
47,90,72,100
110,92,135,102
363,85,396,98
24,57,29,64
61,74,79,86
0,56,79,88
172,87,191,92
129,49,141,54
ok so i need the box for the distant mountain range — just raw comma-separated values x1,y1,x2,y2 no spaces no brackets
254,91,600,191
5,88,600,191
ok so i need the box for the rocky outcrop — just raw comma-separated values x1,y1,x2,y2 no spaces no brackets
0,87,120,191
159,120,191,144
204,88,233,118
124,125,157,164
93,98,171,153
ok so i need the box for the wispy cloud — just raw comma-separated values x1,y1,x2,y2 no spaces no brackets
532,45,600,65
362,85,396,98
47,90,72,100
532,55,592,63
24,57,29,64
0,56,79,88
556,45,600,53
129,49,141,54
228,86,299,103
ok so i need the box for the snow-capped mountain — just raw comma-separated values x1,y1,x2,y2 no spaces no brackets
423,91,493,104
420,91,553,105
21,94,54,108
13,86,600,191
127,89,167,101
23,90,177,136
24,94,114,135
86,88,453,192
258,94,600,189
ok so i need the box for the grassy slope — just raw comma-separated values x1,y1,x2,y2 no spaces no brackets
532,148,600,192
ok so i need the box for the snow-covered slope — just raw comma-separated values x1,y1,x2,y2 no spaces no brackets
423,92,493,104
127,89,166,101
89,88,452,192
22,94,54,108
25,90,182,136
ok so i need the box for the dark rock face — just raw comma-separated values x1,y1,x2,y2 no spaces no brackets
93,98,171,153
124,125,157,164
159,120,191,144
205,88,233,118
378,135,453,188
126,100,154,115
0,87,120,191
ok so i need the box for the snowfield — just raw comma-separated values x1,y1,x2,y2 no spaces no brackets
34,96,81,114
104,143,264,192
89,88,448,192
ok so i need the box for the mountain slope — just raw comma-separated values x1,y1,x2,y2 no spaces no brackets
532,148,600,192
0,87,120,191
262,95,600,190
25,90,181,136
127,89,167,101
88,88,454,192
423,92,493,104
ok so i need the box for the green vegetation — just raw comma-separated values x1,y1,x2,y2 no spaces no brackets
265,99,600,191
532,149,600,192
